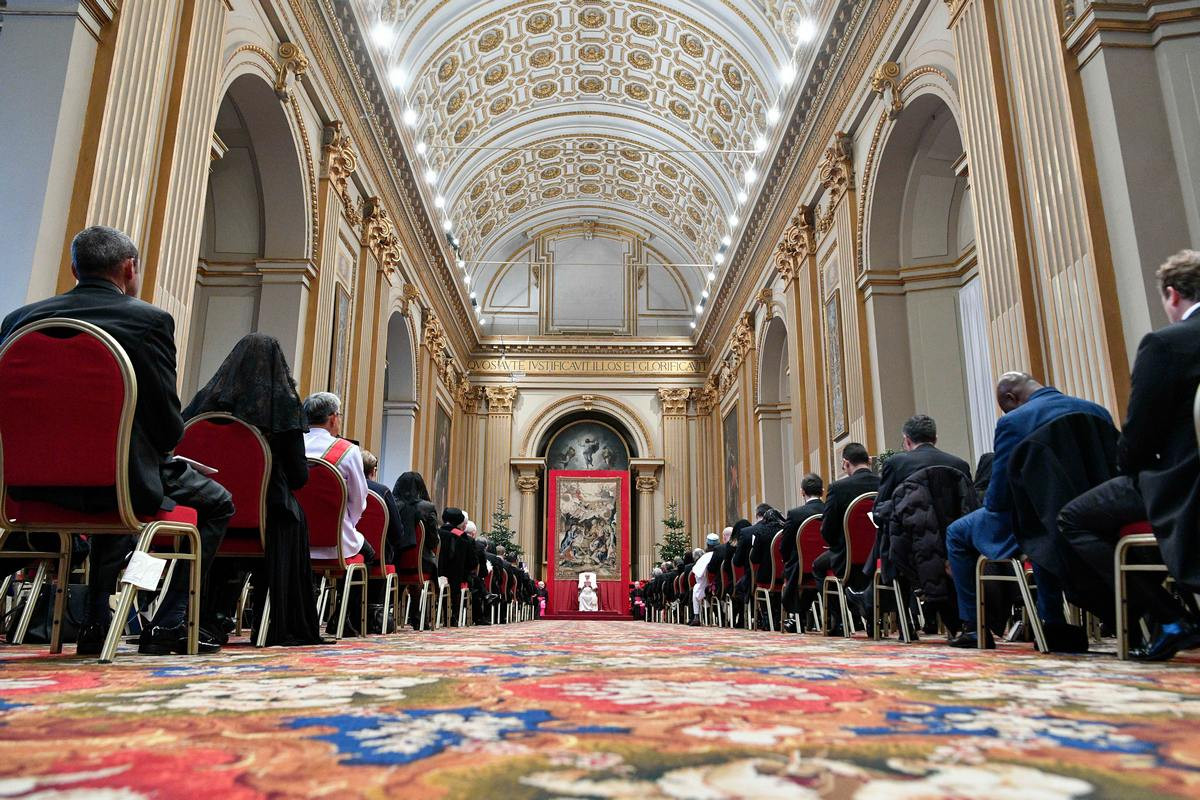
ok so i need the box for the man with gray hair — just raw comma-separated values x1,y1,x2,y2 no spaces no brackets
303,392,371,566
1,225,234,655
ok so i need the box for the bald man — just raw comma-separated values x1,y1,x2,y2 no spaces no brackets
945,372,1111,648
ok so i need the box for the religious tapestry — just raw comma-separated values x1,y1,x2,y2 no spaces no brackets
545,471,631,614
722,406,740,526
547,421,630,471
825,291,847,438
329,284,351,399
431,403,451,511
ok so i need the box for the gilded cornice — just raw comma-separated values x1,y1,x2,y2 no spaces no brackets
362,197,401,274
322,121,360,226
694,375,719,415
772,204,814,288
818,132,855,203
699,0,898,359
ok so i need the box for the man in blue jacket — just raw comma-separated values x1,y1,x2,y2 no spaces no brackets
945,372,1111,647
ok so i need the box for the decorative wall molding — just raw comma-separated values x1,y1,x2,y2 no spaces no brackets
275,42,309,100
322,121,360,226
869,61,903,119
362,197,401,274
484,385,518,414
657,387,691,416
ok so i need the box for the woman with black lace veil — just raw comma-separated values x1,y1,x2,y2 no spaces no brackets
393,471,439,627
183,333,322,646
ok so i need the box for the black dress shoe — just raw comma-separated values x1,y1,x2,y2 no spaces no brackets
687,618,701,626
1130,619,1200,662
75,623,108,656
1044,622,1090,654
947,629,995,649
138,624,221,655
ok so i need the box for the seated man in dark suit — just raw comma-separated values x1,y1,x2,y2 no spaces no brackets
361,451,403,565
815,443,879,590
1059,250,1200,660
946,372,1111,648
733,506,773,602
0,226,234,655
781,474,825,628
851,415,973,630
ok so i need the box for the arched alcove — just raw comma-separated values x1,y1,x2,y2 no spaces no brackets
864,92,991,461
185,72,308,399
757,315,795,508
379,311,417,483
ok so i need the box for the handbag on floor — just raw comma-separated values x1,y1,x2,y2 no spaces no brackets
4,582,89,644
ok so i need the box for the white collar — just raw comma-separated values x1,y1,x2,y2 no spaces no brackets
1183,303,1199,321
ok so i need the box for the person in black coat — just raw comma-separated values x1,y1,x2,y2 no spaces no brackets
781,474,825,617
393,471,439,578
361,451,403,566
816,443,879,584
875,416,972,509
0,226,234,655
1059,250,1200,660
182,333,321,647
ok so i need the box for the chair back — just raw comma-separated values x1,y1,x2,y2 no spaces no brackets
722,557,734,597
295,458,349,567
797,514,825,583
177,412,270,543
357,490,389,566
396,520,427,584
842,492,877,580
0,319,140,530
688,570,697,591
498,567,509,597
768,530,785,590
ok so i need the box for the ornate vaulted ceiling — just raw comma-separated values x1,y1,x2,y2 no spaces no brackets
351,0,828,341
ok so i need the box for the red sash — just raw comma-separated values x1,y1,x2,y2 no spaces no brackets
320,437,354,466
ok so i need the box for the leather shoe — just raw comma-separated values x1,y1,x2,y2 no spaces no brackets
75,623,108,656
687,618,701,626
1044,622,1090,654
947,629,995,649
1130,619,1200,662
138,624,221,655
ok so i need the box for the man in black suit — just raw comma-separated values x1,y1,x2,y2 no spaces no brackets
815,443,879,584
361,451,403,565
781,474,825,622
849,416,972,629
0,226,233,655
1059,250,1200,660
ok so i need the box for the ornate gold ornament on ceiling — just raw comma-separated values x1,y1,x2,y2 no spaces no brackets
437,55,459,82
631,14,658,36
274,42,309,101
869,61,903,119
579,7,607,28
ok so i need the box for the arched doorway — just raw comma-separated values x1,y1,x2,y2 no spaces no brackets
379,311,416,485
864,93,991,462
758,316,795,509
537,412,638,615
186,73,308,398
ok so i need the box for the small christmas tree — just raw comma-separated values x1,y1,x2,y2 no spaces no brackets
485,498,523,561
656,500,690,563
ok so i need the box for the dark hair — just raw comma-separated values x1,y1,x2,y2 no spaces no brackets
1157,249,1200,302
842,443,870,466
902,414,937,445
800,473,823,497
754,503,775,519
442,507,465,527
71,226,138,278
393,471,431,504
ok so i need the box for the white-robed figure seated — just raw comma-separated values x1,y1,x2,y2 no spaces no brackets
578,572,599,612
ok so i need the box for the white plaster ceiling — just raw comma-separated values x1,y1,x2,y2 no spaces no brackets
354,0,826,338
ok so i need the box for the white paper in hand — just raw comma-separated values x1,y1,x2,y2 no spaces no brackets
438,576,449,590
122,551,168,591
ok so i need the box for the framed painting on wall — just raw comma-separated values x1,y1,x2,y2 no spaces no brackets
722,404,740,526
431,401,452,512
824,291,847,438
329,283,351,398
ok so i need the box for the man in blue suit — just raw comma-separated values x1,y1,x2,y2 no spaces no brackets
946,372,1112,647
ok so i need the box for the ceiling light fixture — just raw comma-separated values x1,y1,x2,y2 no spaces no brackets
434,195,445,208
753,135,767,153
695,304,704,314
766,106,781,126
714,252,725,265
721,235,732,247
690,321,697,329
780,62,797,86
463,275,470,285
441,218,452,232
702,288,709,299
371,22,394,48
736,190,748,204
424,168,437,185
707,270,716,281
416,141,428,156
795,18,818,43
403,107,418,127
745,167,759,185
388,66,406,88
456,258,465,269
727,214,739,227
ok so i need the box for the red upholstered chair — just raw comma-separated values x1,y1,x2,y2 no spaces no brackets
1114,520,1168,660
705,561,723,627
494,568,509,624
822,492,876,637
751,530,786,632
297,458,367,639
176,412,271,645
0,319,202,662
396,521,431,630
357,490,400,635
793,514,826,632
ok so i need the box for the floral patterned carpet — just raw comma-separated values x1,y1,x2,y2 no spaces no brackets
1,620,1199,798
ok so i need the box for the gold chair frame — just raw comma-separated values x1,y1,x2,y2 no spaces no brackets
306,459,368,639
822,492,877,638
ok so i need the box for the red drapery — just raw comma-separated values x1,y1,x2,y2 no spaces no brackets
545,470,630,616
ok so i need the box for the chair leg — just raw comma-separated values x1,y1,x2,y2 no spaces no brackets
358,568,368,637
255,593,272,647
234,573,253,636
1116,539,1131,660
381,575,394,634
894,580,912,643
871,572,883,642
12,561,47,645
418,584,428,632
0,572,12,617
836,580,852,638
186,529,202,656
315,575,329,622
1013,561,1048,653
975,556,987,649
392,579,402,633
